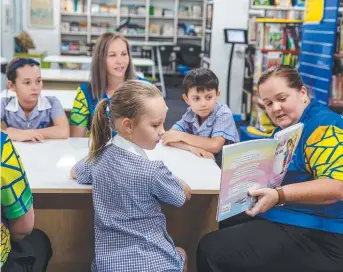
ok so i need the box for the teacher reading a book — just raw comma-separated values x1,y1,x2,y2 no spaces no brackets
197,65,343,272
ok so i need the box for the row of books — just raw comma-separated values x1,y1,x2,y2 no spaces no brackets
61,1,202,18
331,73,343,105
61,40,87,54
253,0,305,7
61,21,87,33
259,24,301,50
61,0,86,13
331,55,343,106
61,22,202,37
262,52,298,70
253,51,299,83
335,17,343,54
150,24,202,37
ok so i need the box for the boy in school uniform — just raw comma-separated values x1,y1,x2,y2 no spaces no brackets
162,68,239,167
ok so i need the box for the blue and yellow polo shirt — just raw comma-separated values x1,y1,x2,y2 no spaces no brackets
259,99,343,234
0,132,33,267
69,77,151,131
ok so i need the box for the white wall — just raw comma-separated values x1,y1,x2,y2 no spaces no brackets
1,0,15,89
210,0,249,115
22,0,61,55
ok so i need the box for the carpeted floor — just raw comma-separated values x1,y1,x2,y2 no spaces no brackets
163,76,188,130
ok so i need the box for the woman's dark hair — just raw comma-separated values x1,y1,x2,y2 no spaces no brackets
6,58,40,84
257,65,303,92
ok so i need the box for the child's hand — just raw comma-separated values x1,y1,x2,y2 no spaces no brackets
14,129,44,142
189,146,214,160
70,166,77,180
6,128,39,142
27,131,45,142
162,131,184,145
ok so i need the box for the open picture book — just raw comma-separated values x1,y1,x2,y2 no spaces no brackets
217,122,304,222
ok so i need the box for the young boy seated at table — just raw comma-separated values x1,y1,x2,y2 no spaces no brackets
1,58,69,142
162,68,239,167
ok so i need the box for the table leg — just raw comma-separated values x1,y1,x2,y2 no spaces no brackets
156,47,166,98
151,48,156,79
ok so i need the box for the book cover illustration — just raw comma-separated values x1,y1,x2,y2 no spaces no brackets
269,123,303,187
217,139,277,222
217,123,304,222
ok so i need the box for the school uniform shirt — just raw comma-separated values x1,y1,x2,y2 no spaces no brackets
172,102,240,143
75,135,186,272
69,77,151,131
0,132,33,268
0,95,65,129
259,99,343,234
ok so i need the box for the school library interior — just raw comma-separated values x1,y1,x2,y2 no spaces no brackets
1,0,343,272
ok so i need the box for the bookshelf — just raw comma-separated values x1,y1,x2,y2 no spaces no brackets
247,0,305,133
255,18,302,23
331,6,343,112
251,5,305,11
60,0,206,55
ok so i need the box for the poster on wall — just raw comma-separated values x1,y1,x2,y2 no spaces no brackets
204,33,211,58
206,3,213,30
2,4,13,33
29,0,54,28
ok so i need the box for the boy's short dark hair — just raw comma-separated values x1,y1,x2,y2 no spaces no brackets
183,68,219,96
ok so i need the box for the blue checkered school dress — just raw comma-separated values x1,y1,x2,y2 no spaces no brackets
75,136,186,272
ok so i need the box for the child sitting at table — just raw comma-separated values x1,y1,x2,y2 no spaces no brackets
162,68,239,167
1,58,69,142
71,80,191,272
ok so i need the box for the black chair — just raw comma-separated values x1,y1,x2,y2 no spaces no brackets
157,45,174,66
178,44,202,68
155,45,178,74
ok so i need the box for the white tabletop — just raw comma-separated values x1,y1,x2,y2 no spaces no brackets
1,89,76,111
41,68,144,82
44,56,154,67
129,41,175,47
14,139,221,194
1,57,7,65
41,69,90,82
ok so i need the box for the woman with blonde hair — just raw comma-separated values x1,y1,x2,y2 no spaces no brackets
69,32,150,137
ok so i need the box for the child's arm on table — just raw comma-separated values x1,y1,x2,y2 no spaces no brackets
163,130,225,154
168,141,214,159
163,107,238,153
70,166,77,179
70,157,92,184
2,121,44,142
152,162,191,206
